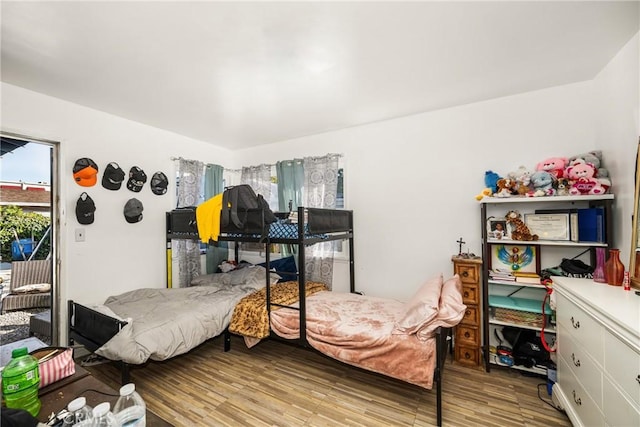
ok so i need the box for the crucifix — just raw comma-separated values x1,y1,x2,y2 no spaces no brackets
456,237,465,256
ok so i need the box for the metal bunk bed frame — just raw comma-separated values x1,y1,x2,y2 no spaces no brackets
217,206,451,427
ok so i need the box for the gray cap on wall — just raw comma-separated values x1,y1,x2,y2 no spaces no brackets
123,198,143,223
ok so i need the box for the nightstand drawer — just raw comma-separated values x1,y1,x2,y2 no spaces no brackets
455,345,480,367
455,264,480,285
462,285,479,305
456,325,479,346
461,305,480,326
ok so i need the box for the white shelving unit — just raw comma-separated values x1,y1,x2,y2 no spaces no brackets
479,194,615,375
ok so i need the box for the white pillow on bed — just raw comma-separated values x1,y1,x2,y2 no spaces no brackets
191,265,280,289
393,274,443,335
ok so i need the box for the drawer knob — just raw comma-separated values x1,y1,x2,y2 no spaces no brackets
572,390,582,406
464,291,470,298
464,352,471,359
466,310,472,316
464,331,471,338
462,271,469,278
572,353,581,367
571,316,581,329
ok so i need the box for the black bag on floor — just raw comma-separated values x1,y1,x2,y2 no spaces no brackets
502,327,549,368
220,185,276,240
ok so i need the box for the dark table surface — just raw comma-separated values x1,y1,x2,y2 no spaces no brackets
38,364,172,426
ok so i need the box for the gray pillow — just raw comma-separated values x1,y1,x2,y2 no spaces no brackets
190,265,280,290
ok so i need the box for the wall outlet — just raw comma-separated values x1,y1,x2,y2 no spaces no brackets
75,228,85,242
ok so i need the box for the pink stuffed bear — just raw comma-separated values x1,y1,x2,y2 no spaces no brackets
565,161,605,195
536,157,568,179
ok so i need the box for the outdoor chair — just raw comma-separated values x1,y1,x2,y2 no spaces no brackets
1,259,51,314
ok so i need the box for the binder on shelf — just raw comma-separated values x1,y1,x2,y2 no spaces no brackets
577,207,605,243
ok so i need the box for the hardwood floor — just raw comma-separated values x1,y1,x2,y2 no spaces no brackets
85,335,571,427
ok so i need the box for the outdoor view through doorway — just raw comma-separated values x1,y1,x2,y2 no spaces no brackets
0,136,54,353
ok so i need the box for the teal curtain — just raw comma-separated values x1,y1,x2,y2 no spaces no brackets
204,164,227,274
275,159,304,257
276,159,304,212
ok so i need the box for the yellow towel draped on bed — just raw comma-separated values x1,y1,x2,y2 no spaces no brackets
196,193,223,243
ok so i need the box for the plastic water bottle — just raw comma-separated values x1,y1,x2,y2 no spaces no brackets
91,402,119,426
1,347,41,417
113,383,146,427
63,396,93,426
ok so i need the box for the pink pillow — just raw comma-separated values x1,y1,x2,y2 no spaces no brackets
393,274,443,335
416,274,466,341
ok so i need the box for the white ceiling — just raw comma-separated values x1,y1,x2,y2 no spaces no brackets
1,1,638,150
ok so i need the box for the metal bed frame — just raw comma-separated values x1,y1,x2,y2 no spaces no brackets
219,206,452,427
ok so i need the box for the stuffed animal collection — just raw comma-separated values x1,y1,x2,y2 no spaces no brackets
477,150,611,200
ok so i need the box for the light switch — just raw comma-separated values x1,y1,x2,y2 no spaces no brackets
75,228,85,242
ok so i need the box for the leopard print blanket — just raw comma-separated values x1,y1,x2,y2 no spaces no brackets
229,280,328,339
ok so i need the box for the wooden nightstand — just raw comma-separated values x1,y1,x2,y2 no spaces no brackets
451,255,483,368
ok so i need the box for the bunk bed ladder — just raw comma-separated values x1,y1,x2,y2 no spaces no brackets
297,206,308,347
348,210,355,293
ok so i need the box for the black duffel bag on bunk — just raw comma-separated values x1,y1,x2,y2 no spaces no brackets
220,184,277,240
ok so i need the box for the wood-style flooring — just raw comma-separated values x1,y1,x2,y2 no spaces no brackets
85,335,571,427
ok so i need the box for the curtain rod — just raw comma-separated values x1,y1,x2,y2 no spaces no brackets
171,153,343,172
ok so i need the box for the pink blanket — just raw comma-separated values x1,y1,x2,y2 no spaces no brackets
270,291,438,389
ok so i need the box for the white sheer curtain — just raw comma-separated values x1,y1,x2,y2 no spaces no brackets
303,154,340,288
173,158,204,287
240,164,272,200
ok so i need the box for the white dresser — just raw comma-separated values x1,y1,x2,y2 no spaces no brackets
552,277,640,427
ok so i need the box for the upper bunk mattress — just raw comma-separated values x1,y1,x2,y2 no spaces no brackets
223,220,329,240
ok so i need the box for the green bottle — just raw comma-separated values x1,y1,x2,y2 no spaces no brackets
1,347,41,417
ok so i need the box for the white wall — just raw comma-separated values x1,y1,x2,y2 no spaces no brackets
592,32,640,268
235,82,599,300
234,35,640,302
1,82,233,338
1,30,637,338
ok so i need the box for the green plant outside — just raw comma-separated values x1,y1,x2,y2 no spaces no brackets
0,206,51,262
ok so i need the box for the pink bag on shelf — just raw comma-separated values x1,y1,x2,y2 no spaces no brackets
29,347,75,388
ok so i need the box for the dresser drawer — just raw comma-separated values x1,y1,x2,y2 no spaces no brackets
604,331,640,407
454,263,480,285
455,345,480,367
455,324,479,346
557,332,603,411
461,305,480,326
558,355,605,426
462,284,479,305
556,293,604,363
603,375,640,427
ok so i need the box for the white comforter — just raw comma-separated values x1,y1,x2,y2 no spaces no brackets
95,286,254,364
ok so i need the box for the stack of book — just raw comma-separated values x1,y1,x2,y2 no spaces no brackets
489,269,515,282
513,271,541,284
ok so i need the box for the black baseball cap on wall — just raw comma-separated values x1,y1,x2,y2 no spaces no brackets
76,192,96,224
124,198,143,223
126,166,147,192
150,171,168,195
102,162,126,190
